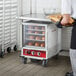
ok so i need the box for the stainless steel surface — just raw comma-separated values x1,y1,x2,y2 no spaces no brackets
0,0,18,53
19,13,52,22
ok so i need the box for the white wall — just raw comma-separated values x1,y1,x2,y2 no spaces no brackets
21,0,61,15
35,0,61,14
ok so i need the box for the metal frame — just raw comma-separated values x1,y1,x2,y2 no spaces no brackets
22,22,47,50
0,0,3,53
0,0,18,56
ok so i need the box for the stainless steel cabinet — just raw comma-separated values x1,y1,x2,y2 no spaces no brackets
0,0,18,57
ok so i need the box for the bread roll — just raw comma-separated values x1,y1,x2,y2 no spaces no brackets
42,36,45,40
40,43,45,47
28,26,33,29
47,14,74,24
28,30,32,33
28,42,33,46
29,36,35,39
35,42,40,46
42,27,45,30
42,32,45,34
35,36,41,40
35,31,39,34
35,26,39,29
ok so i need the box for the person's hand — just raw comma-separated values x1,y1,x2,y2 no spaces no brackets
61,14,70,25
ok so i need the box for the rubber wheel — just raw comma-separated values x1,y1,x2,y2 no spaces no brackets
7,47,11,53
42,60,48,67
13,45,17,51
22,57,27,64
0,51,4,58
65,72,73,76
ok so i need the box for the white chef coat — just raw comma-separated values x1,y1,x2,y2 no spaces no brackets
61,0,76,19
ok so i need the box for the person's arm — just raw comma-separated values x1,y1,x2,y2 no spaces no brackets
61,0,72,25
61,14,70,25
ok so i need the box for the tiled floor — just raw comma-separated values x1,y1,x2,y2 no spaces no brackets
0,51,71,76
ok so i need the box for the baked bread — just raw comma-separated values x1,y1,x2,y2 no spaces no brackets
47,14,74,25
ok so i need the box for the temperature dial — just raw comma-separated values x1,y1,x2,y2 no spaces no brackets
27,50,31,54
37,52,40,56
32,51,35,55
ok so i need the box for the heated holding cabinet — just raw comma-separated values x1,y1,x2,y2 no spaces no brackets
20,14,61,66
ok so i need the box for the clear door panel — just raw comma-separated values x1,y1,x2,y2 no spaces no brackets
22,24,46,49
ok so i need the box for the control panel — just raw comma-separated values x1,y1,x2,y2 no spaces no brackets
23,49,46,58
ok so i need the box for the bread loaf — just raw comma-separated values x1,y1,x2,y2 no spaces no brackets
47,14,74,25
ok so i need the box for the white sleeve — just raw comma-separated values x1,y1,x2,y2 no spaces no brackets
61,0,72,14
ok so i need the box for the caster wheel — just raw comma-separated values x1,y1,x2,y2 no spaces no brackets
13,45,17,51
65,72,73,76
22,57,27,64
7,47,11,53
42,60,48,67
0,51,4,58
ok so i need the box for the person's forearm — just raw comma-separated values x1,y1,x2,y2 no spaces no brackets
62,14,70,18
62,14,71,21
61,14,71,25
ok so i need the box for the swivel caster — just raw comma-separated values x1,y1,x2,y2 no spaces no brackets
7,47,11,53
42,60,48,67
65,72,73,76
13,45,17,51
22,57,27,64
0,51,5,58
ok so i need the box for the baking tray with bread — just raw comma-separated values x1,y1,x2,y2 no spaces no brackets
47,14,75,28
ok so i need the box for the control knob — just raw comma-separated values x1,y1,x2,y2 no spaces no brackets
37,52,40,56
32,51,35,55
27,50,31,54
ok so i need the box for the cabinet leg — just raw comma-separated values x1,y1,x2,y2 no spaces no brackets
42,59,48,67
22,57,27,64
0,51,4,58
